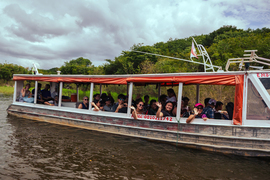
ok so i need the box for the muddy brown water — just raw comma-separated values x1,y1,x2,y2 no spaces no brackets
0,96,270,179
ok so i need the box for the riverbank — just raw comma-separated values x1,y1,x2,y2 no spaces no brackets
0,86,14,96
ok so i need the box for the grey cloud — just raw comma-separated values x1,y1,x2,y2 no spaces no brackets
3,4,79,42
0,0,269,70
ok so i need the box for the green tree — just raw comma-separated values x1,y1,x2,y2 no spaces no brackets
60,57,94,75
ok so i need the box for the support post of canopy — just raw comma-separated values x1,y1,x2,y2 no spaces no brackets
196,84,200,104
34,81,38,104
89,83,94,110
158,84,161,101
127,82,133,116
99,84,102,96
241,75,248,125
127,84,129,97
13,81,17,103
76,84,79,102
58,82,63,107
176,83,183,120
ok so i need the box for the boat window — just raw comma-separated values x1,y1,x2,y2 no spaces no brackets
15,81,35,104
259,78,270,96
246,79,270,120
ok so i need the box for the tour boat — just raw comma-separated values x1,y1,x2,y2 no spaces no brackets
7,69,270,157
6,38,270,156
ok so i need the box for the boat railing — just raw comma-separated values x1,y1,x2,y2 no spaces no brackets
225,50,270,71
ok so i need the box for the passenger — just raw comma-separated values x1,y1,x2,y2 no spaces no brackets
32,83,44,103
41,84,53,101
166,88,177,105
103,97,113,112
143,95,150,111
51,86,58,99
204,98,211,107
93,94,100,101
148,100,158,115
78,96,89,109
182,97,191,112
19,84,34,103
226,102,234,120
44,96,60,106
100,93,107,106
129,99,146,119
186,103,208,123
107,92,114,105
181,100,190,117
91,99,103,111
112,94,127,113
124,95,129,104
214,101,229,119
156,101,175,118
159,94,167,108
203,98,216,119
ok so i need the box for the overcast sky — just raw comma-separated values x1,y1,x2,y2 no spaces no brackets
0,0,269,69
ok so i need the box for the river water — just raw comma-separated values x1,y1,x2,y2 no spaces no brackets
0,96,270,179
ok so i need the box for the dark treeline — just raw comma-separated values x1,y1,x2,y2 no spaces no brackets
1,25,270,83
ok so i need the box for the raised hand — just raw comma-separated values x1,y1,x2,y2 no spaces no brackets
156,102,162,108
129,106,135,110
194,108,198,115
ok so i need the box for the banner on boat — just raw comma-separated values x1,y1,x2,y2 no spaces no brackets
131,114,175,122
257,73,270,78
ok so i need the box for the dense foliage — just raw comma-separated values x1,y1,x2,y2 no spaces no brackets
103,26,270,74
0,63,29,82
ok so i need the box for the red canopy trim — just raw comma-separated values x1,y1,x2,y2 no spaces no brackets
127,75,238,86
13,76,127,85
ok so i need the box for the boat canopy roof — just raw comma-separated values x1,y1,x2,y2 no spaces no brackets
13,71,249,86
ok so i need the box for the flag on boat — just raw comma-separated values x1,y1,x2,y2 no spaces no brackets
190,41,198,59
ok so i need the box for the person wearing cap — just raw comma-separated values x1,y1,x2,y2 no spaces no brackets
112,94,127,113
103,97,113,112
203,98,216,119
186,103,208,123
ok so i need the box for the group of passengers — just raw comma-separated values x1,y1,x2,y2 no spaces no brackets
20,84,231,123
19,83,59,106
78,88,231,122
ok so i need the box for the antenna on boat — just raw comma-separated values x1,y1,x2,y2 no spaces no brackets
191,37,217,72
133,37,222,72
225,50,270,71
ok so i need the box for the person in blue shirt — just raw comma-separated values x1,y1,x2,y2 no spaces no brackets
41,84,53,101
203,98,216,119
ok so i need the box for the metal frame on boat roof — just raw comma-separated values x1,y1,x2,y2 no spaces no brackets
226,50,270,71
133,37,222,72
